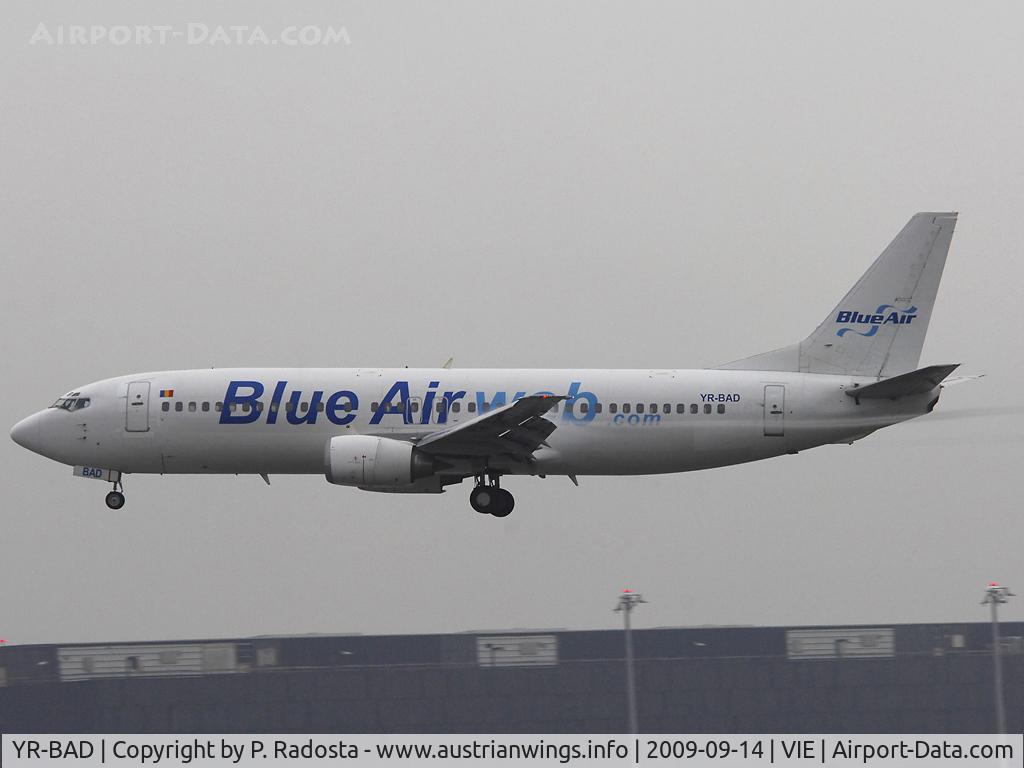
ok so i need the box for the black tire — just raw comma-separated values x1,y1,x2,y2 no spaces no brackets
470,486,495,514
105,491,125,510
491,488,514,518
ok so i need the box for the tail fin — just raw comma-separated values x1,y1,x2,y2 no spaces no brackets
718,212,958,377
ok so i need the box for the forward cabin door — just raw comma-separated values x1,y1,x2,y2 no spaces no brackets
763,384,785,437
125,382,151,432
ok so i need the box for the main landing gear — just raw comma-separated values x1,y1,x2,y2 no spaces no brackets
105,476,125,510
470,475,514,518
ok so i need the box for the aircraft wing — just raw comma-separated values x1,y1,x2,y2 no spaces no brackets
415,394,565,459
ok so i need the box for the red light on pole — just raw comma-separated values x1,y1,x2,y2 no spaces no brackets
982,582,1015,735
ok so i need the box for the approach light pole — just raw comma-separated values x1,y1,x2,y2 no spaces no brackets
981,582,1014,735
615,589,646,735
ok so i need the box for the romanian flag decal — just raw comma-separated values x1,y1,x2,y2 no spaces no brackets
159,389,175,398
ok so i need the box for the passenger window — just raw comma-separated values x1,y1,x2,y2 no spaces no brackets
301,402,309,412
285,402,295,412
411,401,419,413
637,403,645,414
371,402,379,411
481,401,489,412
717,404,725,414
175,402,183,412
270,403,279,413
202,402,210,412
318,403,325,412
676,404,684,414
468,402,476,413
623,403,631,414
610,403,617,414
161,402,169,412
663,403,670,414
690,404,698,414
704,404,712,414
452,402,461,413
230,403,238,412
255,402,264,413
650,403,657,413
595,403,603,414
343,402,352,412
242,404,250,413
579,402,589,414
188,402,196,412
215,402,222,411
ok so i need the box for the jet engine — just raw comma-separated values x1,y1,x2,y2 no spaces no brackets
324,435,436,487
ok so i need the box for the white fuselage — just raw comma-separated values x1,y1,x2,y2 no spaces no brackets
9,212,959,511
12,367,936,482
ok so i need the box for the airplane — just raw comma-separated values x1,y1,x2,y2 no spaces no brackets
11,212,972,516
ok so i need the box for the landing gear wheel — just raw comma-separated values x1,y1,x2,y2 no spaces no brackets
491,488,514,518
470,485,496,514
105,491,125,510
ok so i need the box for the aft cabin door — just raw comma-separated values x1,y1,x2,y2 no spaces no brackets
763,385,785,437
125,382,151,432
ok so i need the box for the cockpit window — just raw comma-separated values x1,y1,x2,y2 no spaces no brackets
49,397,90,411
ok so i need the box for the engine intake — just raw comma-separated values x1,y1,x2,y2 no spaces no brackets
324,435,435,487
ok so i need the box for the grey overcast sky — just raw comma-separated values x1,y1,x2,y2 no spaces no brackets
1,1,1021,645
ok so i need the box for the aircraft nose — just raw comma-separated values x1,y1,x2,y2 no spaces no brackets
10,412,42,453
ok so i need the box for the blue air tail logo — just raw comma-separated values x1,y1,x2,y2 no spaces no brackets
835,305,917,337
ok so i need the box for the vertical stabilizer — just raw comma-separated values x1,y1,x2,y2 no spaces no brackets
718,212,957,377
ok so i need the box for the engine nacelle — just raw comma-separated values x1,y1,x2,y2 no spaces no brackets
324,435,435,487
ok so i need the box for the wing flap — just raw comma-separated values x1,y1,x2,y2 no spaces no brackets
500,414,557,447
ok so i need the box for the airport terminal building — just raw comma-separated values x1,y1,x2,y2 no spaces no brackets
2,621,1021,733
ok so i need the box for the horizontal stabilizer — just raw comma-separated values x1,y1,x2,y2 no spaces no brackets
939,373,985,388
845,364,959,401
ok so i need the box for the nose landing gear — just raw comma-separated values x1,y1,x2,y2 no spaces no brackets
470,475,514,517
105,477,125,509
